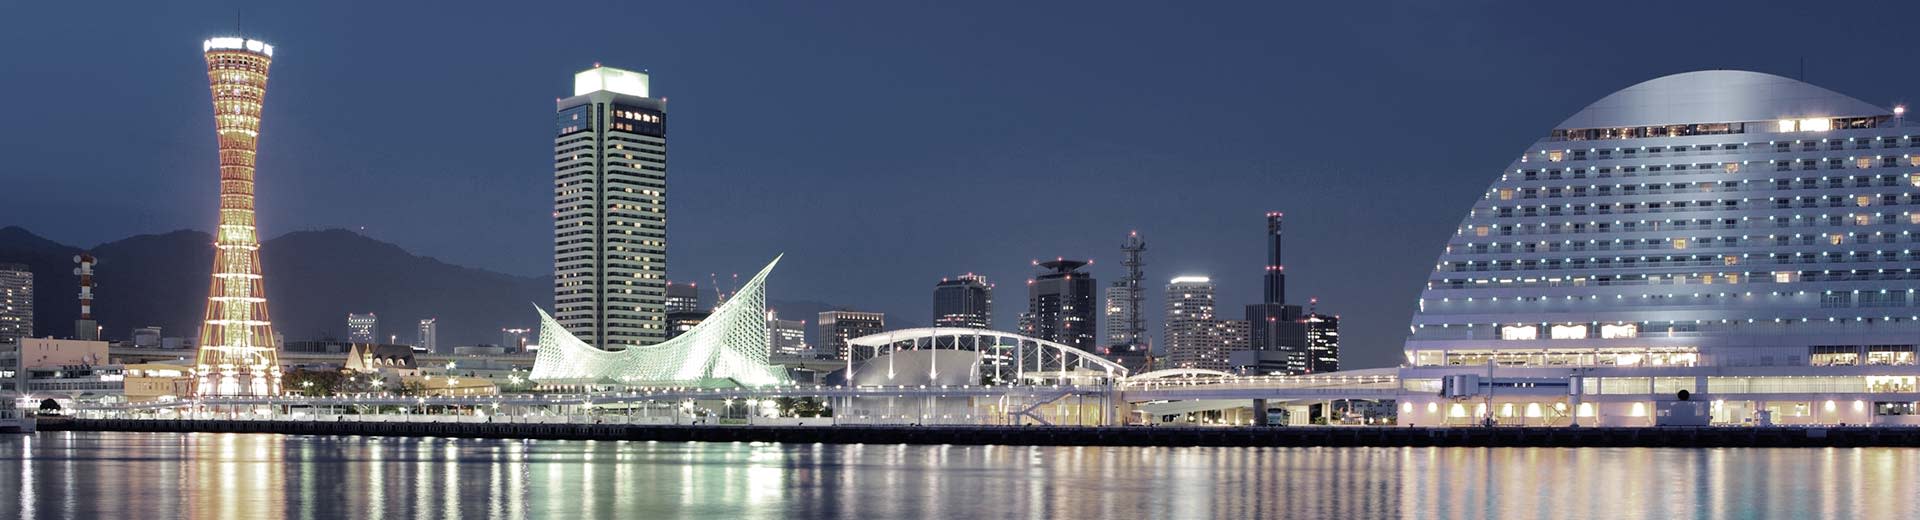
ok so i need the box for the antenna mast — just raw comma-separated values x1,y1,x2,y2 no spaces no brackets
1119,231,1147,348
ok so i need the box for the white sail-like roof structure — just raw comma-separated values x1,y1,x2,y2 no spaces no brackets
529,255,789,388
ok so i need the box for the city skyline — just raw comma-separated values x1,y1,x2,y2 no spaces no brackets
12,3,1920,369
6,7,1920,518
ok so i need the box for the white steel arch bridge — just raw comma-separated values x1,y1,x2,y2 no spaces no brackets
842,327,1131,386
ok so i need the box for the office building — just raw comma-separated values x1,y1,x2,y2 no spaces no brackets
554,65,669,350
768,311,808,357
1393,70,1920,427
416,318,438,353
1103,285,1136,347
1024,259,1098,351
819,310,885,360
666,282,701,313
933,274,992,328
666,309,710,340
347,313,378,344
1305,312,1339,373
193,36,283,397
0,264,30,345
1165,276,1250,371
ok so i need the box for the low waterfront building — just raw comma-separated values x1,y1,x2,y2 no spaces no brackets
345,343,420,378
413,374,499,397
122,363,192,403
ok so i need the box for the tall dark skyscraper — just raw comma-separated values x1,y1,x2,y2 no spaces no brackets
1023,259,1097,351
1241,212,1308,375
1262,211,1287,304
932,274,992,328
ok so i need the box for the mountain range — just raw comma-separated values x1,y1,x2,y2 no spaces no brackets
0,226,858,349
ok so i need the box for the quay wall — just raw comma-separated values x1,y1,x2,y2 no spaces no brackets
37,418,1920,448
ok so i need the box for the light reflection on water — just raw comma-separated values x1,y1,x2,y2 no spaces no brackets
0,431,1913,519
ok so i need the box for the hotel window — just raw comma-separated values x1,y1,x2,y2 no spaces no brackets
1589,323,1637,341
1500,325,1538,341
1550,324,1588,340
1867,348,1917,367
1773,271,1797,283
1820,292,1853,308
1808,345,1860,366
1672,238,1688,250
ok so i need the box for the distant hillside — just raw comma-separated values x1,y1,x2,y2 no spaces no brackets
0,226,546,348
0,226,895,349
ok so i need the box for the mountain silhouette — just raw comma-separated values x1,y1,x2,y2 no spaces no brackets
0,226,544,349
0,226,887,349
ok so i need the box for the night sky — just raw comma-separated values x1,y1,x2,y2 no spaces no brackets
6,2,1920,369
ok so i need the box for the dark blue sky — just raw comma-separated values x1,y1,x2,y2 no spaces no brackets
5,1,1918,368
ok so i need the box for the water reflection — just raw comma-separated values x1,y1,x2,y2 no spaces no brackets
0,432,1913,519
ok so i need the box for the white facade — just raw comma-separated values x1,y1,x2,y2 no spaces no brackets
1396,70,1920,427
416,318,437,352
0,265,29,344
555,66,669,350
1103,285,1135,346
1165,277,1250,371
768,312,808,357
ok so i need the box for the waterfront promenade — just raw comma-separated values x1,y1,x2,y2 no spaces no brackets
40,417,1920,448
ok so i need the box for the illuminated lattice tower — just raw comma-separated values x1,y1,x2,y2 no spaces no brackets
193,37,281,396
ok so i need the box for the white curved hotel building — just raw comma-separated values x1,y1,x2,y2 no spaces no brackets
1395,71,1920,427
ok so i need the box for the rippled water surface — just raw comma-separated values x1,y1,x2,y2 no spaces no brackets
0,431,1915,519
